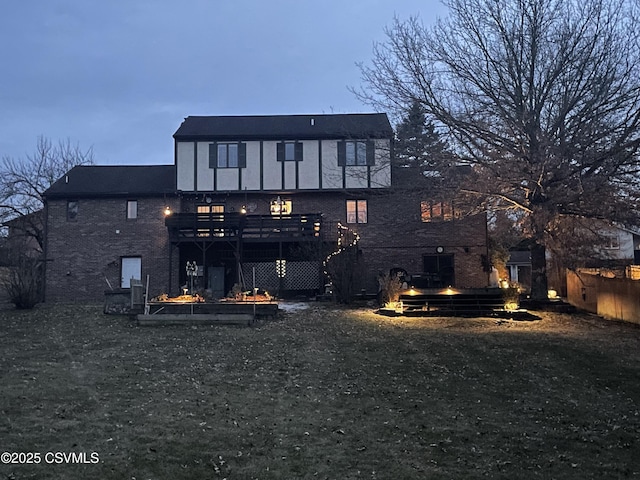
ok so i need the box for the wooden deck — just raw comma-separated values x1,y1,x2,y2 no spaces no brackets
380,287,519,317
165,212,324,243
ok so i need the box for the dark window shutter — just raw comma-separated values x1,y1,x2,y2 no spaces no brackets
295,142,303,161
277,142,284,162
238,142,246,168
209,143,217,168
366,140,375,165
337,141,346,166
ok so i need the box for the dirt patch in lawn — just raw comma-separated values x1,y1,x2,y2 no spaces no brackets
1,304,639,479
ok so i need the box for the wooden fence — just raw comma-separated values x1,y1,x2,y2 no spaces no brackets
567,269,640,324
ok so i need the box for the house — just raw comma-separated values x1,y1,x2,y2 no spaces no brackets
593,223,640,265
2,210,44,258
43,165,177,302
42,113,490,303
506,250,532,291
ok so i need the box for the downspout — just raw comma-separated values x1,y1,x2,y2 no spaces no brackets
168,241,173,297
484,210,490,285
42,197,49,303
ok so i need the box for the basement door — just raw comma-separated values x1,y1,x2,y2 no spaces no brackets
121,257,142,288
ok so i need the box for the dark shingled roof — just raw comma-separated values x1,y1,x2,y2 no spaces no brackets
44,165,176,198
173,113,393,141
507,251,531,264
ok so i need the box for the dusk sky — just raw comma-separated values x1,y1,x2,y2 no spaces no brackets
0,1,447,166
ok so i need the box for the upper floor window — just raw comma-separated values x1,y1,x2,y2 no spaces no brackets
338,140,375,166
346,199,368,224
127,200,138,219
209,142,246,168
421,201,455,222
67,200,78,221
277,141,303,162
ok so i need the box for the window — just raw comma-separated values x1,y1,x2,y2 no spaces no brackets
209,142,246,168
603,235,620,249
197,205,224,214
270,198,292,215
346,199,367,224
421,201,455,222
219,143,238,168
67,200,78,221
338,140,375,166
127,200,138,219
347,141,367,166
277,141,303,162
121,256,142,288
197,204,224,237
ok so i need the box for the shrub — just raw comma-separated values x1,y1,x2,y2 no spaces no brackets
377,272,403,306
2,256,43,309
325,245,363,303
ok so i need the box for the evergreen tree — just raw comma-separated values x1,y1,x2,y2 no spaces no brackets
395,100,448,171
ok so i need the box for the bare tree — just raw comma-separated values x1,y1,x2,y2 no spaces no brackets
0,136,93,307
354,0,640,300
1,136,94,252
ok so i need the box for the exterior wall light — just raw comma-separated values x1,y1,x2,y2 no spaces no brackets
163,206,172,216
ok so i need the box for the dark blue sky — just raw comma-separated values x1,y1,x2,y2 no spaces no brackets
0,1,446,165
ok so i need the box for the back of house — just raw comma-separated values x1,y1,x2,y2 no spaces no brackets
42,113,489,303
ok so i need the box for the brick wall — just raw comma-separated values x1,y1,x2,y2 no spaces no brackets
45,185,488,302
181,190,489,293
355,193,489,290
45,196,180,303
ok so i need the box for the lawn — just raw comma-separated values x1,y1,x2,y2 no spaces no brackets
1,302,639,479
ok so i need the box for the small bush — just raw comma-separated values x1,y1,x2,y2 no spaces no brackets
2,256,43,309
377,272,403,306
501,286,521,310
325,245,363,303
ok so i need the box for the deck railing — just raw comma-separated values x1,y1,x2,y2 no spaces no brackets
165,212,324,242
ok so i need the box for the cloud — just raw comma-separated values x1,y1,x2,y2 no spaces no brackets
0,0,447,164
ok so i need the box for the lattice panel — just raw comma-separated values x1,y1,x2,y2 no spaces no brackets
242,262,279,291
286,261,321,290
242,261,321,291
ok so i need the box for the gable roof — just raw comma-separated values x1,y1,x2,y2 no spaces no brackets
173,113,393,141
43,165,176,198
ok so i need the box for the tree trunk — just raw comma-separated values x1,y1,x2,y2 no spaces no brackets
530,242,548,301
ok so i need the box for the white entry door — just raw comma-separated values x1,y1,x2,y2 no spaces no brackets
121,257,142,288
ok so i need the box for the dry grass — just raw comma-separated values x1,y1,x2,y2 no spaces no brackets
0,303,639,479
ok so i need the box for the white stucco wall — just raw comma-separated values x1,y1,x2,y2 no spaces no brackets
262,142,280,190
321,140,342,189
177,137,392,193
196,142,213,191
243,141,261,190
298,140,320,189
176,142,194,191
